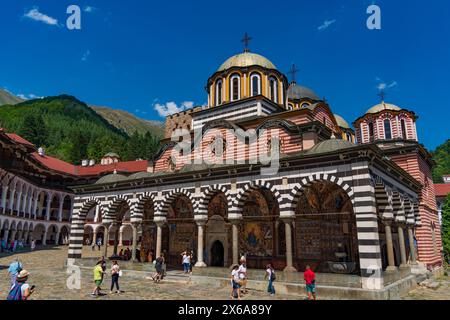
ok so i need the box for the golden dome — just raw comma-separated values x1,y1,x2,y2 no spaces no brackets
217,52,277,72
334,114,351,129
366,102,401,114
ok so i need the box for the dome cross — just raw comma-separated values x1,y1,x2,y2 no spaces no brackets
288,64,299,83
241,33,252,52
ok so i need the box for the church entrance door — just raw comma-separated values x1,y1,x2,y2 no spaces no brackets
211,240,224,267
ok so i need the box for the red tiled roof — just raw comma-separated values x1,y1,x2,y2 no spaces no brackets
31,152,77,175
434,184,450,197
6,133,35,147
75,160,149,176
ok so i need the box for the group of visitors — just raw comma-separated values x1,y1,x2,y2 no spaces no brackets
229,257,317,300
1,239,27,253
6,259,35,300
151,253,166,282
91,256,123,297
118,248,132,260
181,250,194,274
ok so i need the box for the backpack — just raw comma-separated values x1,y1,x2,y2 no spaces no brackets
7,283,23,301
270,269,276,281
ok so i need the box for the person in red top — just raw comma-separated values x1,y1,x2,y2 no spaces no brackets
304,265,316,300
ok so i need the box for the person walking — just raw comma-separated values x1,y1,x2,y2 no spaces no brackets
7,270,34,301
265,263,276,296
152,254,165,283
97,237,102,251
238,258,248,294
304,265,316,300
110,260,121,294
181,250,191,274
230,264,241,300
31,239,36,251
91,260,105,297
8,259,23,287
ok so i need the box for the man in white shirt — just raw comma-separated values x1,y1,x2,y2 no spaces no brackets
238,258,248,294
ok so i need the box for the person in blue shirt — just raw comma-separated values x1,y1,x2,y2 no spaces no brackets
8,259,23,286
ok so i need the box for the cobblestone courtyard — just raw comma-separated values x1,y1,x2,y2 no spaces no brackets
1,246,449,300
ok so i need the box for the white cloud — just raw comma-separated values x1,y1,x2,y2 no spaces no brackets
24,8,58,26
377,80,398,91
154,101,194,117
84,6,96,13
17,93,41,100
318,19,336,31
81,50,91,62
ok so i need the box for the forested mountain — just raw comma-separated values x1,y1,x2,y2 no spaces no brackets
0,95,161,165
432,139,450,183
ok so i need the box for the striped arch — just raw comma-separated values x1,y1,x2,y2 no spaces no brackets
286,173,354,215
232,180,282,216
75,198,103,220
374,180,394,220
391,191,406,223
403,198,415,226
159,188,195,216
197,184,232,216
131,192,157,222
103,195,133,223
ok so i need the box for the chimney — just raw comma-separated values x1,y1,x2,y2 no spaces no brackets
38,147,45,157
89,159,96,166
81,159,89,167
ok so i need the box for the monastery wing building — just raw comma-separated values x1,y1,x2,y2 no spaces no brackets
66,48,442,294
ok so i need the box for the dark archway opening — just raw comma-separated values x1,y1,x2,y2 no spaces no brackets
210,240,225,267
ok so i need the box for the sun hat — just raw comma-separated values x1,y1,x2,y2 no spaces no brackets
17,270,30,280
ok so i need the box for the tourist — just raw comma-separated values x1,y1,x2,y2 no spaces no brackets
265,263,276,296
125,247,131,260
304,265,316,300
7,270,34,301
91,240,96,251
119,249,124,259
152,254,164,282
91,260,105,296
148,249,154,263
8,258,23,287
238,257,248,294
230,264,241,300
189,250,195,273
110,260,121,294
31,239,36,251
181,250,191,274
1,238,6,252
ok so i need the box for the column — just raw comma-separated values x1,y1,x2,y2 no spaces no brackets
94,205,100,222
119,229,124,247
398,226,408,268
21,193,28,216
92,231,97,247
113,224,120,255
10,229,17,242
45,194,52,220
1,185,8,213
283,218,297,272
131,223,139,262
55,231,60,245
231,220,240,266
32,196,39,218
58,200,64,222
15,192,22,216
384,221,397,272
42,230,47,246
103,224,111,258
195,220,207,267
3,229,9,243
407,227,417,265
8,188,15,214
27,194,33,216
155,222,164,258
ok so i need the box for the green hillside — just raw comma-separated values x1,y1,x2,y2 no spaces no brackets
432,139,450,183
0,88,24,106
0,95,159,165
92,106,164,137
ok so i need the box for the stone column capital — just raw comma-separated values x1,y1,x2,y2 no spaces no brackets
280,217,295,224
382,219,393,226
195,219,207,227
229,218,242,226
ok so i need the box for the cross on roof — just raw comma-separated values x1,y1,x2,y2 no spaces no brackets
378,90,386,102
242,33,252,52
288,64,299,83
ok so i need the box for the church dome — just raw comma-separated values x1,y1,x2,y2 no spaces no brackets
95,173,128,185
366,102,401,114
287,83,319,101
217,52,277,72
334,114,351,129
306,136,355,155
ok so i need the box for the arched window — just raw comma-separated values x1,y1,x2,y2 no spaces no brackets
215,80,223,106
269,77,278,103
287,104,294,110
250,73,261,96
230,75,240,101
401,119,407,140
301,103,310,109
384,119,392,140
368,122,374,142
346,133,352,142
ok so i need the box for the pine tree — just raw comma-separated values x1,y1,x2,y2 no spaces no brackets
19,113,48,147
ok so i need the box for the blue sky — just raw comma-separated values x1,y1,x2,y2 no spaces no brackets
0,0,449,150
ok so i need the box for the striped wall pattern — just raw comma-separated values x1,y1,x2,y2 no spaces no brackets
197,185,231,217
404,198,415,226
131,192,157,223
158,188,196,216
391,191,406,223
374,182,394,220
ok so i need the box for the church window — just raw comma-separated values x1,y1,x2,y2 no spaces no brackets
230,75,240,101
269,77,278,103
401,119,407,139
368,122,374,142
346,133,352,142
301,103,309,109
384,119,392,140
250,73,261,96
216,80,223,106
